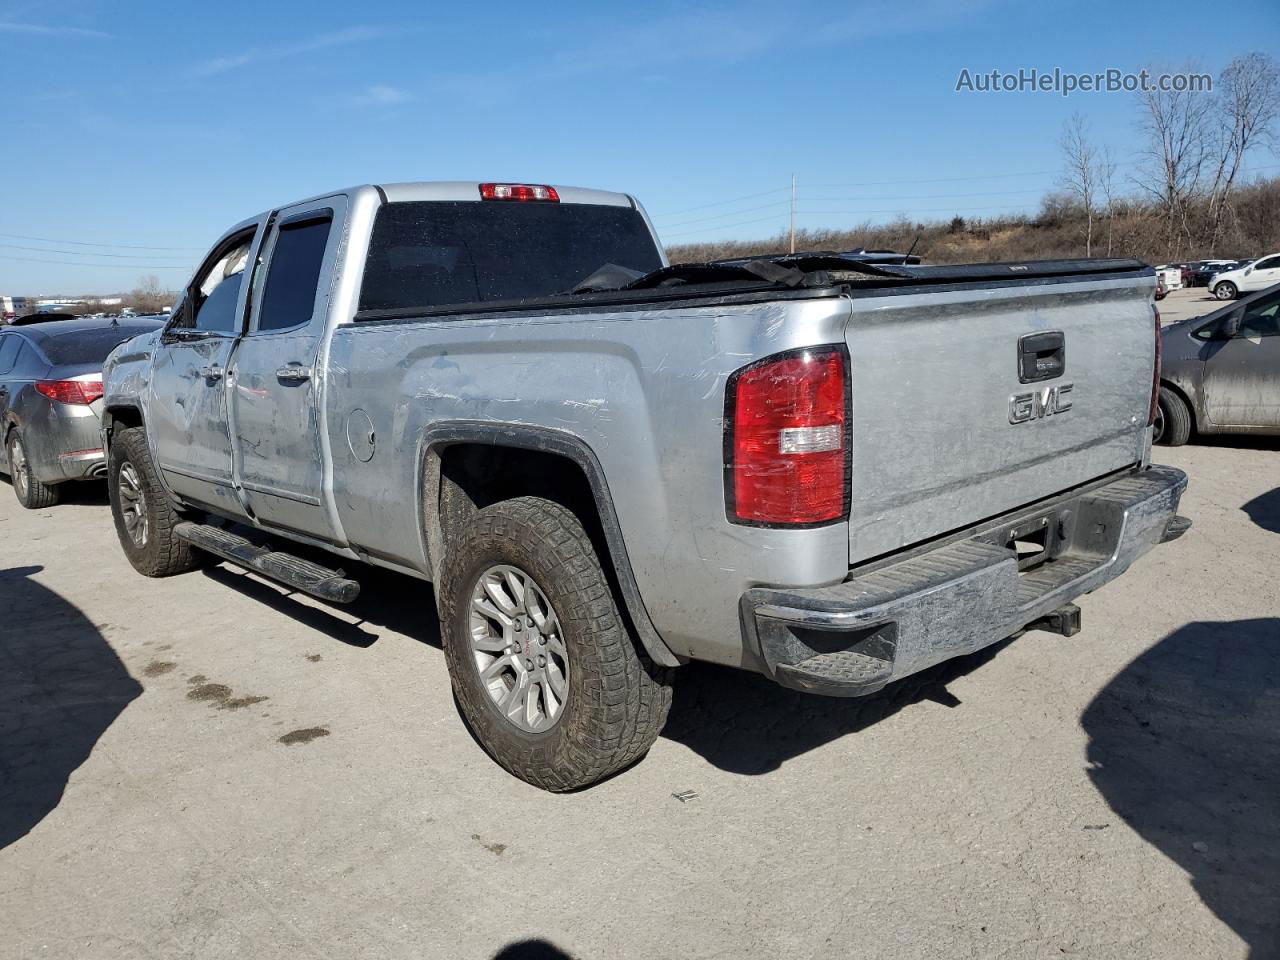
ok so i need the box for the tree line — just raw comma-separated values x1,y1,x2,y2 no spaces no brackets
672,53,1280,266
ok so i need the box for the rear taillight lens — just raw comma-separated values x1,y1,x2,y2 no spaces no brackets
36,378,103,406
1149,306,1162,426
725,346,849,526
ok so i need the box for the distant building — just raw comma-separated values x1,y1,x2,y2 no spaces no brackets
1,295,30,321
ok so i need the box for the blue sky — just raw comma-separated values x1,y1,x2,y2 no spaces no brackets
3,0,1278,294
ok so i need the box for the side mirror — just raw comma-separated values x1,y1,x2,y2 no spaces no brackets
1220,312,1242,338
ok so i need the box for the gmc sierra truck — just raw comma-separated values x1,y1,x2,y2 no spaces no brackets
101,180,1190,791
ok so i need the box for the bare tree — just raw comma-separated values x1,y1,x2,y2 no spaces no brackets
1136,65,1215,257
1206,53,1280,249
1059,112,1099,256
1097,145,1119,256
128,275,170,314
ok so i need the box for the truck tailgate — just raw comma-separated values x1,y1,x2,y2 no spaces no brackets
844,276,1154,564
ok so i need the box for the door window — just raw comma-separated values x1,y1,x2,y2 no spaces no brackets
170,234,253,334
256,216,333,333
1239,291,1280,338
1252,256,1280,272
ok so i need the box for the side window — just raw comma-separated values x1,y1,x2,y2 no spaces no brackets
170,234,253,334
194,271,245,333
257,216,333,333
1254,256,1280,272
1239,292,1280,338
0,335,18,375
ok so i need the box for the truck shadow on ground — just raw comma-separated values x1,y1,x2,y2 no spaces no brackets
0,565,141,852
661,639,1012,776
1242,487,1280,534
202,562,441,650
1081,618,1280,958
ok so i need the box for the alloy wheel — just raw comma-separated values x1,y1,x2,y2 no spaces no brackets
468,563,569,734
117,461,149,546
9,438,27,499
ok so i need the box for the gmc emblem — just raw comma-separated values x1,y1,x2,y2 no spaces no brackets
1009,383,1074,423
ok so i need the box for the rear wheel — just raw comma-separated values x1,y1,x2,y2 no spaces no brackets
7,432,60,509
108,426,203,576
1213,281,1238,300
1155,391,1192,446
439,496,673,791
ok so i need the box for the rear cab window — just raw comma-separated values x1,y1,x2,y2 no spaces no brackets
357,201,663,314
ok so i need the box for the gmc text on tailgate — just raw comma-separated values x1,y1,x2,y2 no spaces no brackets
100,181,1190,790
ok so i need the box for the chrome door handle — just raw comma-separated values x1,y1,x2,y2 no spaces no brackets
275,364,311,382
199,364,224,381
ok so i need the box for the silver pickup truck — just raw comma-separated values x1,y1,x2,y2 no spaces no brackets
102,180,1190,790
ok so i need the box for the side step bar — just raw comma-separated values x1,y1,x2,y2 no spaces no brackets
174,522,360,604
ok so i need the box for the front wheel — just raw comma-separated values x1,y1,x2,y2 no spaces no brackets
1213,281,1238,300
7,431,60,509
439,496,673,791
107,426,203,576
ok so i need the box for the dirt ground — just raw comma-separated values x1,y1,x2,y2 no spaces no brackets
1,438,1276,959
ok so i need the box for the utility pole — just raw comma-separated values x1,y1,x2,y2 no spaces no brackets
789,174,796,254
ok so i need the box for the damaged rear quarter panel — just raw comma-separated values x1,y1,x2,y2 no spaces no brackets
324,295,854,668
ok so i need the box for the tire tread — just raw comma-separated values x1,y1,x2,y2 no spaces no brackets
441,496,673,791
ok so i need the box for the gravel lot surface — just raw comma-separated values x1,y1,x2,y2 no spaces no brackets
1,439,1276,959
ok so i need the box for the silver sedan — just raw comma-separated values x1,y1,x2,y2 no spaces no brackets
1157,283,1280,444
0,316,164,507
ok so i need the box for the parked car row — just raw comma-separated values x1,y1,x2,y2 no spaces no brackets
1157,258,1255,291
1208,254,1280,300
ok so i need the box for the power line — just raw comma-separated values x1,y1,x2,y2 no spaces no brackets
646,186,789,219
803,188,1050,203
0,254,192,269
0,242,192,261
795,203,1041,216
0,231,205,251
809,170,1060,188
660,213,788,238
654,199,790,229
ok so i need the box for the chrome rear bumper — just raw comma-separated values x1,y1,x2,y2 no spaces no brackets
743,465,1189,697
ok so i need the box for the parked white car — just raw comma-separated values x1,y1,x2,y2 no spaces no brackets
1210,254,1280,300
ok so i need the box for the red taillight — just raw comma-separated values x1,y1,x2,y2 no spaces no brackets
1149,306,1162,426
36,379,103,406
726,346,849,526
479,183,560,202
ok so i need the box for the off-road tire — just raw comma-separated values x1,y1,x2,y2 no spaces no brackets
440,496,674,791
1155,391,1192,446
108,426,203,577
7,431,60,509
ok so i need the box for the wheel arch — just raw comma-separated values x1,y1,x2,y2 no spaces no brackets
419,422,682,668
101,403,145,447
1158,378,1200,433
